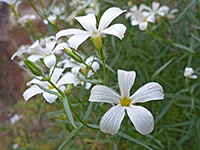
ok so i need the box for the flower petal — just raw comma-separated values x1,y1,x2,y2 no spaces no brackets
118,69,136,97
101,23,126,40
42,92,58,103
50,67,64,84
100,104,125,135
131,20,140,26
68,33,91,49
53,42,69,54
57,72,80,86
130,82,164,104
98,7,126,31
126,105,154,135
56,29,88,40
44,54,56,68
45,36,56,52
152,2,160,11
23,85,43,101
139,22,148,30
75,13,97,33
27,55,43,62
89,85,121,104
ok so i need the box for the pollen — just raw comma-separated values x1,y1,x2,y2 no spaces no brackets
48,86,54,90
120,96,131,107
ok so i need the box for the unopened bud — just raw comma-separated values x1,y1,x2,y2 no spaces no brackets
24,60,43,76
65,84,74,96
64,47,83,63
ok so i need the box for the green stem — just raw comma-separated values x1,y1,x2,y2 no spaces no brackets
83,62,106,85
98,48,107,85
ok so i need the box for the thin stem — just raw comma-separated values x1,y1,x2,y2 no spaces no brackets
83,62,106,85
98,48,107,85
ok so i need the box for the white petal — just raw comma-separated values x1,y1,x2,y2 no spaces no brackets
42,92,58,103
131,20,140,26
126,105,154,135
139,22,148,30
91,62,100,71
44,54,56,68
158,6,169,15
75,13,97,33
152,2,160,11
23,85,43,101
130,82,164,104
56,29,88,40
98,7,126,31
71,65,81,75
101,24,126,40
53,42,69,54
45,36,56,52
50,67,64,84
118,69,136,97
85,82,92,89
29,40,47,55
100,104,125,135
89,85,121,104
147,14,155,23
27,55,43,62
57,72,80,86
190,75,198,79
11,48,27,60
26,77,46,86
68,33,91,49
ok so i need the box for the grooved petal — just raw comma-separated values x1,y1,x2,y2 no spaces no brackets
100,104,125,135
75,13,97,33
130,82,164,104
23,85,43,101
68,33,91,49
50,67,64,84
42,92,58,103
56,29,88,40
98,7,126,31
89,85,121,104
118,69,136,97
101,24,126,40
44,54,56,68
126,105,154,135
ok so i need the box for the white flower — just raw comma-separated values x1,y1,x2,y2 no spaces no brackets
10,114,22,124
0,0,16,5
184,67,198,79
56,7,126,50
43,15,57,25
148,2,169,18
126,5,154,30
28,36,68,68
23,68,78,103
89,69,164,135
58,56,100,89
11,44,29,60
18,14,36,25
166,9,178,19
12,143,19,149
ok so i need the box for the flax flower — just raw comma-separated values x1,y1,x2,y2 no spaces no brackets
23,68,78,103
56,7,126,50
89,70,164,135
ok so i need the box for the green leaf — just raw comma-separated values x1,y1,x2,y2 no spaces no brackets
57,124,83,150
172,43,196,54
117,132,153,150
152,57,175,79
63,96,76,128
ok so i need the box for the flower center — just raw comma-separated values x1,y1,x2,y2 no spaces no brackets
120,96,131,107
48,86,54,90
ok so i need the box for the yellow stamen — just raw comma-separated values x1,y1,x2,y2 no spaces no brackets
48,86,54,90
120,96,131,107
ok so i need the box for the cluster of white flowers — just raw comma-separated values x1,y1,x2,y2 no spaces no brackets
126,2,178,30
11,6,165,136
184,67,198,79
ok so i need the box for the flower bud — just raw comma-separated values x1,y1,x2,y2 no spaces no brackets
65,84,74,96
24,60,43,76
64,47,83,63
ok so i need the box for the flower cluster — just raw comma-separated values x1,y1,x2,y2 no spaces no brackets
11,5,165,137
126,2,178,30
